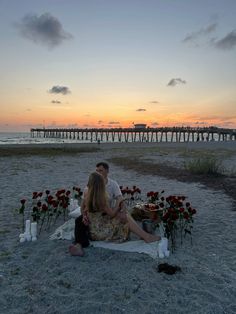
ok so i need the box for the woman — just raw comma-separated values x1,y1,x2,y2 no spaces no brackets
69,172,161,256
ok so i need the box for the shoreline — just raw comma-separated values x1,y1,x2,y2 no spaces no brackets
0,139,235,153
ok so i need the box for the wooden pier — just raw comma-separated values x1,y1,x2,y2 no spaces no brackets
30,127,236,143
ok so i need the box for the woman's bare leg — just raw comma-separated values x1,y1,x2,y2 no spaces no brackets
126,214,161,243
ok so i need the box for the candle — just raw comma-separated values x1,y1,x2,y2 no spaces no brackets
31,222,37,241
158,242,164,258
24,219,31,241
25,220,31,234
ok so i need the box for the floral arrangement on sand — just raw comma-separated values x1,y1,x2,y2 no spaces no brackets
119,185,142,207
16,184,196,251
144,190,197,251
16,186,83,234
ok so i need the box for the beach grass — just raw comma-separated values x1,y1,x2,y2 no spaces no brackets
0,145,100,157
184,156,224,175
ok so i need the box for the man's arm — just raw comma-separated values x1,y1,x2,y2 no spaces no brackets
80,187,88,215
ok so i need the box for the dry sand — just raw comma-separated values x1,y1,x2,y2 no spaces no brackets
0,141,236,313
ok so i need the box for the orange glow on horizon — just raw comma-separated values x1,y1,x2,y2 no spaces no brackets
1,114,235,132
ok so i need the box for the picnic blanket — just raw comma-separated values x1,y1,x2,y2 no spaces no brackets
50,219,160,259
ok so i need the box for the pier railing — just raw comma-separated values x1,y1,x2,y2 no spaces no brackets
30,127,236,143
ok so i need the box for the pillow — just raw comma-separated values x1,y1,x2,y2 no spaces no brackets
68,206,81,218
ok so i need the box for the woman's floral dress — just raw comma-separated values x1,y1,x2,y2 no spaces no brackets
88,211,129,242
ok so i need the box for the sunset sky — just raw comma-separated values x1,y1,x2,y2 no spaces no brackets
1,0,236,132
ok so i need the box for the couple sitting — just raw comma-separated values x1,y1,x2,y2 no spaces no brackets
69,162,161,256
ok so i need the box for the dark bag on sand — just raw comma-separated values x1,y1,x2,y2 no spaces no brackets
157,263,181,275
74,215,90,248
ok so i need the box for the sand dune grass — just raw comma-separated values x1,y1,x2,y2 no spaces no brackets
0,145,100,156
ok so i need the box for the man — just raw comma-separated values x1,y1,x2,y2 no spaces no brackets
69,161,124,256
95,162,123,209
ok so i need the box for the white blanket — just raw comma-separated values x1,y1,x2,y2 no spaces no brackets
50,219,160,259
50,219,75,240
92,240,159,259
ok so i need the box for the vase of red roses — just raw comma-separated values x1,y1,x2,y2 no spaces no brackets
145,191,197,252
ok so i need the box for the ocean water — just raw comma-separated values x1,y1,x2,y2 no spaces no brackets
0,132,87,145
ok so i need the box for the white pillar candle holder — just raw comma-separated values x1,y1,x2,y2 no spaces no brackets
31,222,37,241
25,219,31,234
24,219,31,241
158,242,164,258
161,237,170,257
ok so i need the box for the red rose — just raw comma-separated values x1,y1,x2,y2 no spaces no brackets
172,213,179,220
20,199,26,205
32,192,38,199
52,200,58,208
183,212,189,219
162,213,169,221
42,204,48,212
48,195,53,202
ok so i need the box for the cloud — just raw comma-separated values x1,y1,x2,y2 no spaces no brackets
67,123,79,128
15,12,73,48
195,121,207,125
136,108,146,112
182,22,218,44
182,21,236,51
51,100,61,104
151,122,159,127
49,85,71,95
167,78,186,87
149,101,159,104
212,30,236,50
108,121,120,125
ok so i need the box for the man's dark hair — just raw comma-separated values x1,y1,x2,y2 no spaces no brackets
96,162,109,170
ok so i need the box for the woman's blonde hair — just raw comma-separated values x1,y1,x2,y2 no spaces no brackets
86,172,108,212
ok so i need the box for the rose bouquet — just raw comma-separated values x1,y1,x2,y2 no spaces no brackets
16,186,83,236
144,191,197,251
120,185,142,209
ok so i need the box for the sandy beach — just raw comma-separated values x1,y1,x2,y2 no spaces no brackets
0,141,236,313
